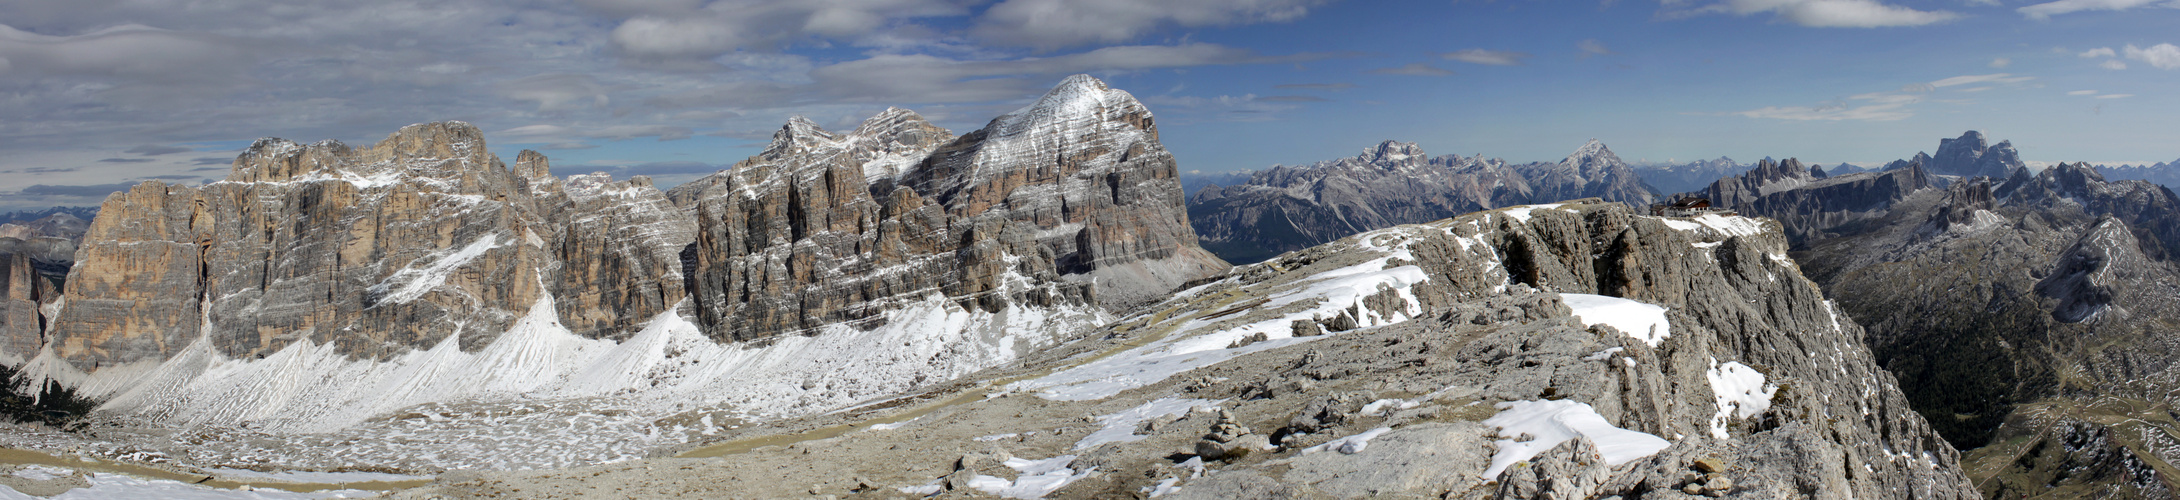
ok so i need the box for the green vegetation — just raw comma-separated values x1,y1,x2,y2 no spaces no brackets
0,364,98,428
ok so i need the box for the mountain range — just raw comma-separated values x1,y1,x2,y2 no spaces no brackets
1186,139,1655,264
0,77,2107,499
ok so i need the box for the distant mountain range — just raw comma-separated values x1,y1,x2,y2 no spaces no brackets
1688,130,2180,497
2093,158,2180,192
1186,139,1655,263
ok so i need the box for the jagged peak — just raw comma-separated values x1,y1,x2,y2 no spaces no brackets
1566,139,1610,161
1362,140,1426,165
763,115,840,157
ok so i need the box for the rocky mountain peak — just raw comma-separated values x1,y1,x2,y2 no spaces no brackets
764,115,841,158
2038,217,2152,323
1926,130,2021,178
1363,140,1426,166
1562,139,1616,169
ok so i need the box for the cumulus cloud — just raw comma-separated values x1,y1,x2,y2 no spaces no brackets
2126,43,2180,69
1676,0,1960,27
2080,47,2117,58
2018,0,2177,20
1368,63,1455,76
974,0,1327,49
1441,49,1531,66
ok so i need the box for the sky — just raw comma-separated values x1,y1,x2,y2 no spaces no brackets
0,0,2175,211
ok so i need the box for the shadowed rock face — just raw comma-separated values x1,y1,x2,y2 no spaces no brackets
1925,130,2023,179
676,75,1228,343
47,122,693,369
1686,158,1936,244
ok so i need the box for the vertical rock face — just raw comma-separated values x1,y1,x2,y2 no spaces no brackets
680,75,1227,342
46,122,693,369
0,248,60,363
1925,130,2024,179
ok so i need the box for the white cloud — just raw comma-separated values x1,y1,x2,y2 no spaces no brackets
974,0,1327,49
1989,57,2010,68
1715,73,2034,122
2096,94,2134,99
2125,43,2180,69
1929,73,2034,87
1687,0,1960,27
608,0,972,58
2101,59,2129,70
1579,39,1615,57
1441,49,1531,65
807,43,1318,103
2068,89,2099,95
496,74,611,112
2018,0,2177,20
1368,62,1455,76
2079,47,2117,58
0,24,250,85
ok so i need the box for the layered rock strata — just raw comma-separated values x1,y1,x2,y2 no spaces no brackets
674,75,1227,342
45,122,691,370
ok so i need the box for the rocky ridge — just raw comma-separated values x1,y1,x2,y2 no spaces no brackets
1187,139,1656,264
1697,130,2180,496
390,200,1976,499
1680,158,1937,244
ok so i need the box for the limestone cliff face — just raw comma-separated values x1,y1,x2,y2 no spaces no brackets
46,122,691,369
0,248,60,363
679,76,1228,342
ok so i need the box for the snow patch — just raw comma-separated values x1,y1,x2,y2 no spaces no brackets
366,235,502,305
1302,427,1391,455
1482,400,1671,479
968,456,1091,499
1076,398,1222,450
0,471,374,499
1705,358,1778,439
1560,294,1670,347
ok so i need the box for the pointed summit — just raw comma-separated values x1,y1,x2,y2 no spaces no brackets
986,74,1152,140
763,115,839,157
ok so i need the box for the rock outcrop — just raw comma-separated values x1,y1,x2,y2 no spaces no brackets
388,200,1977,499
1187,139,1655,264
1786,157,2180,495
1923,130,2023,179
1683,158,1937,244
676,75,1226,342
44,122,691,369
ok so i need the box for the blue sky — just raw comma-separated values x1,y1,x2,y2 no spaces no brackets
1,0,2175,210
